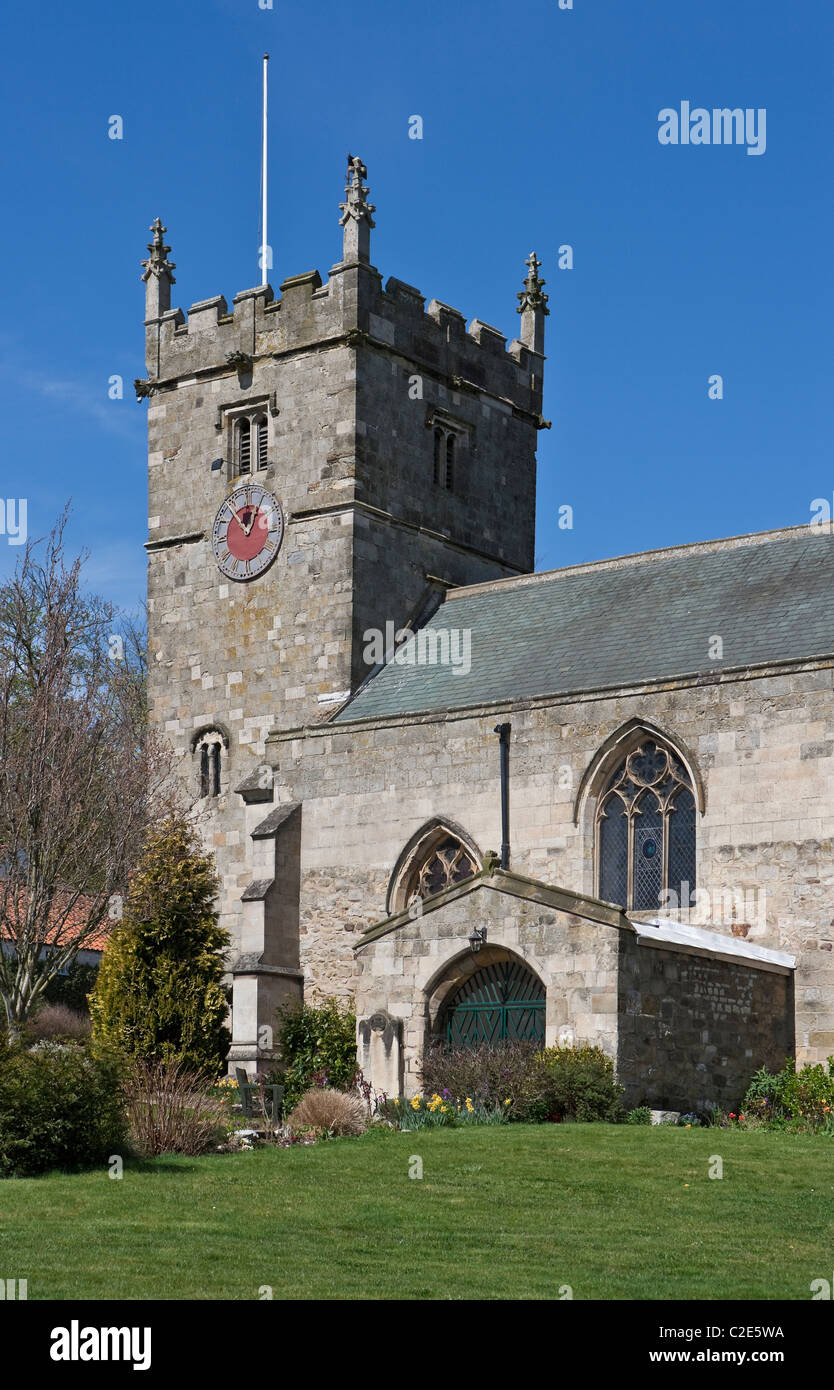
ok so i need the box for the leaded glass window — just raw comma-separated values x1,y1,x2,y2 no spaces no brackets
596,739,696,911
409,836,478,901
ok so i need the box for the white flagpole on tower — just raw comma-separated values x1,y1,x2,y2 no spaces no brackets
261,52,269,287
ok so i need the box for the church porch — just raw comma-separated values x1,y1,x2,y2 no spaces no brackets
354,870,795,1111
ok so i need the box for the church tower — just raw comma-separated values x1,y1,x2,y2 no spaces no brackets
142,157,548,1068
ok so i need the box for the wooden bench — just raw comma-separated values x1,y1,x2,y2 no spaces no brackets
234,1067,284,1122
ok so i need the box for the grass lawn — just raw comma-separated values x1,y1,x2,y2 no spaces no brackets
1,1124,832,1300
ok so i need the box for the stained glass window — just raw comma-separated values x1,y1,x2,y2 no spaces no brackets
596,739,696,911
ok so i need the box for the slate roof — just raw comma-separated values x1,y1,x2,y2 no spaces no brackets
335,526,834,723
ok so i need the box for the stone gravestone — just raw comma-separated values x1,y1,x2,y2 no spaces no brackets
357,1010,403,1098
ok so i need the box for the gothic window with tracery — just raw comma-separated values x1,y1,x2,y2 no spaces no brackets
596,739,696,912
408,835,478,902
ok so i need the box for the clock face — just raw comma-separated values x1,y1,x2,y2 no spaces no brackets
212,484,284,581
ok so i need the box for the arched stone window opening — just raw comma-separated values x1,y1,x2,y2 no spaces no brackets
596,738,696,912
195,731,226,800
388,821,482,915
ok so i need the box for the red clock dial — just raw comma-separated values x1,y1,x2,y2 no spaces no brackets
227,505,268,561
212,485,284,581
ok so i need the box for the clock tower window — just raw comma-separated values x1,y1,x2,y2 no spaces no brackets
235,419,251,475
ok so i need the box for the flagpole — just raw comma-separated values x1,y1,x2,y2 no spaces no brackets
261,53,269,286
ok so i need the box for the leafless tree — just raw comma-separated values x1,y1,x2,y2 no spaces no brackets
0,510,171,1035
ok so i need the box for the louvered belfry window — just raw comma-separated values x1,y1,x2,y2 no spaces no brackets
597,740,696,912
445,433,455,490
433,427,443,486
236,419,251,475
255,417,268,470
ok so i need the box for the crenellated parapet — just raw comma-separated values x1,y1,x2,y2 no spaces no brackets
142,173,546,424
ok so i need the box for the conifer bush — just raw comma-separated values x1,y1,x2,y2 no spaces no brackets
89,816,230,1073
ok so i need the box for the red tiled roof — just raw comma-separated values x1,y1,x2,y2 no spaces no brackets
0,891,112,953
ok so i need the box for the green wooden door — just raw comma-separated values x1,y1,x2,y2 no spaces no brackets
444,959,545,1046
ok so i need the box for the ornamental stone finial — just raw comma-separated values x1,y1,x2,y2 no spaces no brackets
517,250,549,353
517,251,549,314
338,154,375,263
141,218,176,320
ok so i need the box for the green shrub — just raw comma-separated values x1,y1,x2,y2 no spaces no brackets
626,1106,652,1126
530,1044,624,1123
419,1040,540,1119
418,1041,624,1123
743,1057,834,1133
89,815,230,1074
0,1043,125,1177
272,999,357,1111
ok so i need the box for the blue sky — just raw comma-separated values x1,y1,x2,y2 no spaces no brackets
0,0,831,608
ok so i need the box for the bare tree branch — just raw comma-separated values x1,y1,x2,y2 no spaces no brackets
0,509,174,1034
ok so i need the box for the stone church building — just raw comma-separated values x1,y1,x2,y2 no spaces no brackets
141,156,832,1111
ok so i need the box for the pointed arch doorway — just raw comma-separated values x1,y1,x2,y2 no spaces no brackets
440,955,545,1046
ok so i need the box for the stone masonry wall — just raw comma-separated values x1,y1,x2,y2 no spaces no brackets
271,659,834,1064
617,936,794,1111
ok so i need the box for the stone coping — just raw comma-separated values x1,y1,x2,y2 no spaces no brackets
229,956,304,979
355,868,627,949
631,918,796,975
251,801,300,839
